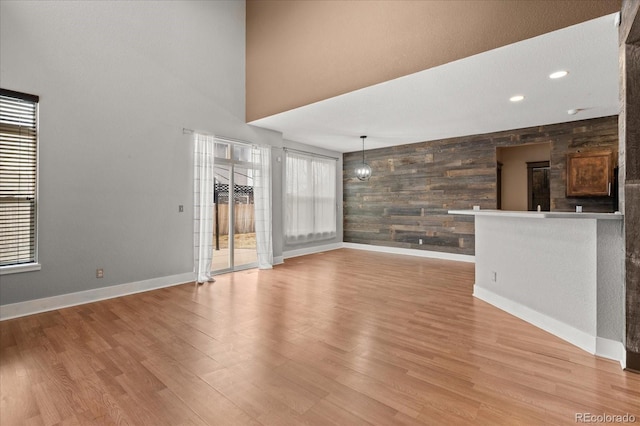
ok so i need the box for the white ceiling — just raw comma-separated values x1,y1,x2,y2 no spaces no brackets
249,13,620,154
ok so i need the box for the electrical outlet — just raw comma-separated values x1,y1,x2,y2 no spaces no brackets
419,239,423,245
491,271,497,282
178,205,184,213
96,268,104,278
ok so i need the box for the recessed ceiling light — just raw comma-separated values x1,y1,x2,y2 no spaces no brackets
509,95,525,102
549,70,569,79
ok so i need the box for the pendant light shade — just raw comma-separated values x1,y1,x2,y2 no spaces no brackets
355,135,371,181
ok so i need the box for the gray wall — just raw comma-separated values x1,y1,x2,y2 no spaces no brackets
475,216,598,336
0,1,340,306
474,214,624,348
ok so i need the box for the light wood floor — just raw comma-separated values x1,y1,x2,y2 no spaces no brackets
211,233,257,271
1,249,639,425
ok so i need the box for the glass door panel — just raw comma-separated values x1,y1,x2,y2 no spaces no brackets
233,162,257,269
212,164,231,272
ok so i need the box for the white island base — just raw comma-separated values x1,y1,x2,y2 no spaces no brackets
449,209,625,367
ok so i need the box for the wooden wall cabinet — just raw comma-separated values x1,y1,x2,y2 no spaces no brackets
566,150,613,197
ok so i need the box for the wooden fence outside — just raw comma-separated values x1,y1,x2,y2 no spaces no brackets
214,204,255,235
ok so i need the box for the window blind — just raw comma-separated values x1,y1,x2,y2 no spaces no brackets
0,89,39,267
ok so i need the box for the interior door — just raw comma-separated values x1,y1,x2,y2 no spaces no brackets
527,161,551,211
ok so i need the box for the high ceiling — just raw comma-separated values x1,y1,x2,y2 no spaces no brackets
249,13,620,153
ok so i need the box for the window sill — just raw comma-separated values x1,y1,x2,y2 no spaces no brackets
0,263,41,276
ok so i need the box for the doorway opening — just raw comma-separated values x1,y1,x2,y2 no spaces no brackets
496,142,552,211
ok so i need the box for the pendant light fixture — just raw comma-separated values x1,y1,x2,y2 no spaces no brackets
355,135,372,181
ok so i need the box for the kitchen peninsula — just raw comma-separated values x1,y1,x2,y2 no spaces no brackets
449,209,625,366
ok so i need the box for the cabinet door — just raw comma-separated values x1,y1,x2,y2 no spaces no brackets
566,150,612,197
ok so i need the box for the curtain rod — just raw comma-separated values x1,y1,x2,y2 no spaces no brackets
283,147,339,161
184,128,339,159
182,128,253,146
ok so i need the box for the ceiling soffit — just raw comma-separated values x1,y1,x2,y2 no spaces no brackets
246,0,620,122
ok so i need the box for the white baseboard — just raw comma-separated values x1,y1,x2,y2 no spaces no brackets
596,337,627,368
0,272,196,321
283,242,343,259
273,256,284,265
281,242,475,263
343,242,475,263
473,285,625,365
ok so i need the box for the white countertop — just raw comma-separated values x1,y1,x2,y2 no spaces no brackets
448,209,623,220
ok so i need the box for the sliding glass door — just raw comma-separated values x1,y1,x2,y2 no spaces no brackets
211,142,257,273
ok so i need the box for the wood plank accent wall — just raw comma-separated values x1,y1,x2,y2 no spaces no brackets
343,116,619,256
620,0,640,371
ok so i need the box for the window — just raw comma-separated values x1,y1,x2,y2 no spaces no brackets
285,150,337,244
0,89,39,272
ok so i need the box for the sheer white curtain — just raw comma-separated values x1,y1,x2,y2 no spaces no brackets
285,151,337,244
194,133,216,283
252,145,273,269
